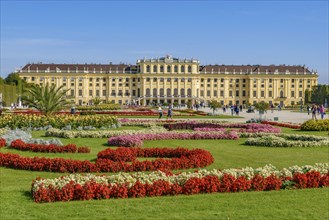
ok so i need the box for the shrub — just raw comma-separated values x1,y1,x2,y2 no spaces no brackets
301,119,329,131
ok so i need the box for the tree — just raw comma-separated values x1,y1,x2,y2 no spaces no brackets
310,85,329,105
187,101,193,109
304,89,311,104
22,83,69,116
208,99,221,114
92,97,102,106
254,101,270,119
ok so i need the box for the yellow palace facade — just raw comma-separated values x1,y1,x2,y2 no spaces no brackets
18,55,318,106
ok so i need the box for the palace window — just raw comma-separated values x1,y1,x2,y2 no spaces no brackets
261,91,264,97
236,91,239,97
167,88,171,96
96,90,100,96
146,78,150,82
153,88,157,96
79,83,82,87
146,88,150,96
153,78,157,82
236,79,239,83
291,91,295,97
214,90,218,97
242,90,246,97
160,65,164,72
167,78,171,82
79,90,83,96
31,77,35,81
188,66,192,72
167,65,171,73
187,88,191,96
70,90,74,96
188,78,192,82
201,78,204,82
103,90,106,96
269,91,272,97
200,90,204,97
229,91,233,97
253,91,257,97
207,90,210,96
112,83,115,87
181,89,185,96
181,66,185,72
112,78,115,82
181,78,185,82
220,78,224,83
174,65,178,72
153,65,157,73
299,91,303,97
118,90,122,96
174,88,178,96
89,90,93,96
220,90,224,97
146,65,150,73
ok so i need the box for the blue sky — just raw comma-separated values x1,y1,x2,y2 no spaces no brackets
1,1,328,83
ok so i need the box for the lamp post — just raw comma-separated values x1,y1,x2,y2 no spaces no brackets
300,98,303,112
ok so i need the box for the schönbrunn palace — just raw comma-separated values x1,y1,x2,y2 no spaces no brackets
18,55,318,106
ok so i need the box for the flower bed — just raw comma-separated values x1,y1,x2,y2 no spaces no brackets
245,134,329,147
193,126,281,134
0,138,6,148
301,119,329,131
163,122,279,132
76,104,121,111
0,114,118,129
261,121,301,129
10,139,90,153
31,163,329,203
0,147,213,173
108,132,239,147
45,126,167,138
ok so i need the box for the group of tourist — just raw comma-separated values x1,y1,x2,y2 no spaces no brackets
307,104,326,120
158,104,173,119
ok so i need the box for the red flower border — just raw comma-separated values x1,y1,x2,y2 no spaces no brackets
10,139,90,153
31,171,329,203
0,147,213,173
261,121,301,129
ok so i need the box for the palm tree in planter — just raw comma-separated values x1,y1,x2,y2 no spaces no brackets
22,83,69,116
209,99,222,114
254,101,270,120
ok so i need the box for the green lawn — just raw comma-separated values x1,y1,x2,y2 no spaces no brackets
0,128,328,219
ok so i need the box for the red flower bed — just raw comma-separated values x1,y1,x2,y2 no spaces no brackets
0,138,6,148
0,147,213,173
10,139,90,153
31,170,329,203
261,121,301,129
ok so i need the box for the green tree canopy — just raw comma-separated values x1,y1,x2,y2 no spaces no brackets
22,83,69,115
208,99,222,114
254,101,270,114
310,84,329,105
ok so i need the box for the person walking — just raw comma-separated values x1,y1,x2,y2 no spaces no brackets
319,105,325,119
271,104,274,113
311,104,317,120
167,104,173,120
307,105,310,115
158,106,163,119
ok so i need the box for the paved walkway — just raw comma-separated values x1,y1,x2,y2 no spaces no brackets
199,108,328,124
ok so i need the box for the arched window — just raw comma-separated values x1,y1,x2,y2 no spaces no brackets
167,88,171,96
181,88,185,96
280,90,284,98
174,88,178,96
187,88,192,96
160,88,164,96
146,88,150,96
174,65,178,73
181,66,185,73
160,65,164,72
188,65,192,72
153,65,157,73
146,65,150,72
153,88,157,97
167,65,171,73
